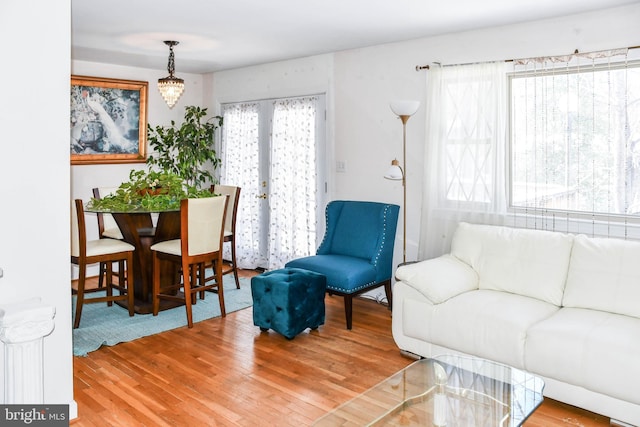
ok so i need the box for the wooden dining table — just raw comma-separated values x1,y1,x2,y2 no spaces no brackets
87,208,183,314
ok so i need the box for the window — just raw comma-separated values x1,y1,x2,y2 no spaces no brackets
509,51,640,225
433,62,507,209
421,50,640,259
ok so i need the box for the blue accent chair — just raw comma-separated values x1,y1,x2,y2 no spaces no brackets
285,200,400,329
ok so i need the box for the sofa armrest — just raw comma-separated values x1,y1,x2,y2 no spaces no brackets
395,255,479,304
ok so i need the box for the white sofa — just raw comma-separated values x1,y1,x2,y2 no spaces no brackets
392,222,640,426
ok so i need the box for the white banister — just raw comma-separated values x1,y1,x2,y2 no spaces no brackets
0,298,55,404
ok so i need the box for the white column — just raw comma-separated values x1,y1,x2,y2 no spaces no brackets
0,298,56,404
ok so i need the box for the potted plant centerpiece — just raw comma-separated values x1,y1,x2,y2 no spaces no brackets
87,169,213,212
87,106,224,211
147,105,223,189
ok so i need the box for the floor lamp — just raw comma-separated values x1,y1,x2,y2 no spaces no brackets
385,100,420,264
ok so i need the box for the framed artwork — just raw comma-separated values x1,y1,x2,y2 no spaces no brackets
70,75,148,165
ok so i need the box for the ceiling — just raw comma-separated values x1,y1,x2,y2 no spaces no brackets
71,0,637,74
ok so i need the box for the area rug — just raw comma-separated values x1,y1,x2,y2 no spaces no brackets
73,276,253,357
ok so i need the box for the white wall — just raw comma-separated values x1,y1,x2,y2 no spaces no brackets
0,0,75,415
211,3,640,267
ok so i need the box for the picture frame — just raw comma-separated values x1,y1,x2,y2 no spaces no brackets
70,75,148,165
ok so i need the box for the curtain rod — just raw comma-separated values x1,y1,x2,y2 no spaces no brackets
415,45,640,71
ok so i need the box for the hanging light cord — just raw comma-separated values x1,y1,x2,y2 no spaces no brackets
166,41,177,77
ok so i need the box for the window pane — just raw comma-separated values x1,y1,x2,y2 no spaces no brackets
442,73,501,204
510,62,640,216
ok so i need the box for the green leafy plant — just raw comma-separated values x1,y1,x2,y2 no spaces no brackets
147,106,223,189
87,169,213,212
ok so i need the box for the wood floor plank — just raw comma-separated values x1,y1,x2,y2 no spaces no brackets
72,271,610,426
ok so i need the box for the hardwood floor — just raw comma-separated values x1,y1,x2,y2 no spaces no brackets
72,270,610,426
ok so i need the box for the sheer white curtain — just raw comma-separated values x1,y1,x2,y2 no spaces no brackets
267,96,318,270
418,62,508,259
220,102,263,268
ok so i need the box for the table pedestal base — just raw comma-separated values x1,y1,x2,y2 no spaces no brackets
111,211,182,314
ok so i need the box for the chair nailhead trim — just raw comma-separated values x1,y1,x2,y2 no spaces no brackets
327,281,375,293
371,204,392,268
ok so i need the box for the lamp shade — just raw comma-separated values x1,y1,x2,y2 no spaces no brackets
384,159,404,180
390,100,420,117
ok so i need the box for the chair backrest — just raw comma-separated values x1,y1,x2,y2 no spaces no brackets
211,184,241,236
181,196,229,257
316,200,400,282
92,187,121,236
71,199,86,258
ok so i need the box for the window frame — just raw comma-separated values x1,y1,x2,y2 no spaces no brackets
506,58,640,227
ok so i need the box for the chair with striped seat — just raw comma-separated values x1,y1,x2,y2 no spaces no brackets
71,199,135,328
209,184,241,288
151,196,229,328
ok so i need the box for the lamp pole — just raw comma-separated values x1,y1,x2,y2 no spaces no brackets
399,114,409,264
388,100,420,265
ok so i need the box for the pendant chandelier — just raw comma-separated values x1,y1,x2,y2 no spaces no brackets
157,41,184,108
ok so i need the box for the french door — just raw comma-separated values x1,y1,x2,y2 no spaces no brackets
220,95,326,270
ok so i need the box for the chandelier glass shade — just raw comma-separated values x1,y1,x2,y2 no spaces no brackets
158,41,184,108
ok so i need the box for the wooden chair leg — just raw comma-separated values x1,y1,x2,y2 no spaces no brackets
152,253,161,316
230,239,240,289
74,264,87,329
215,259,226,317
196,264,205,301
384,281,393,311
118,260,125,289
98,262,106,289
106,263,114,306
344,295,353,330
183,261,195,328
125,254,134,317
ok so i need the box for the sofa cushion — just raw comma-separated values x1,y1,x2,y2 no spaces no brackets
428,289,559,369
450,222,573,306
395,255,478,304
525,308,640,406
563,234,640,319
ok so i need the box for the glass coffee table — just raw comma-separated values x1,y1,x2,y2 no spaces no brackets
313,355,544,426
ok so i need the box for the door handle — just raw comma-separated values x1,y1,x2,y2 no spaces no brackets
256,193,267,199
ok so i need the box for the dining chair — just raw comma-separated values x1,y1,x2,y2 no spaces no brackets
151,196,229,328
71,199,135,328
209,184,241,288
285,200,400,329
93,187,126,289
92,187,125,240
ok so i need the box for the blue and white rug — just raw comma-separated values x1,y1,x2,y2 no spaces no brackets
73,276,253,357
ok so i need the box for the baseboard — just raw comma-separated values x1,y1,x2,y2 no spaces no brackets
399,349,423,360
610,420,636,427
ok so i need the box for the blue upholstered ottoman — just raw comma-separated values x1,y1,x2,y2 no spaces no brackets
251,268,326,339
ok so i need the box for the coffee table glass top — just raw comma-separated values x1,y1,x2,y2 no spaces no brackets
314,354,544,427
